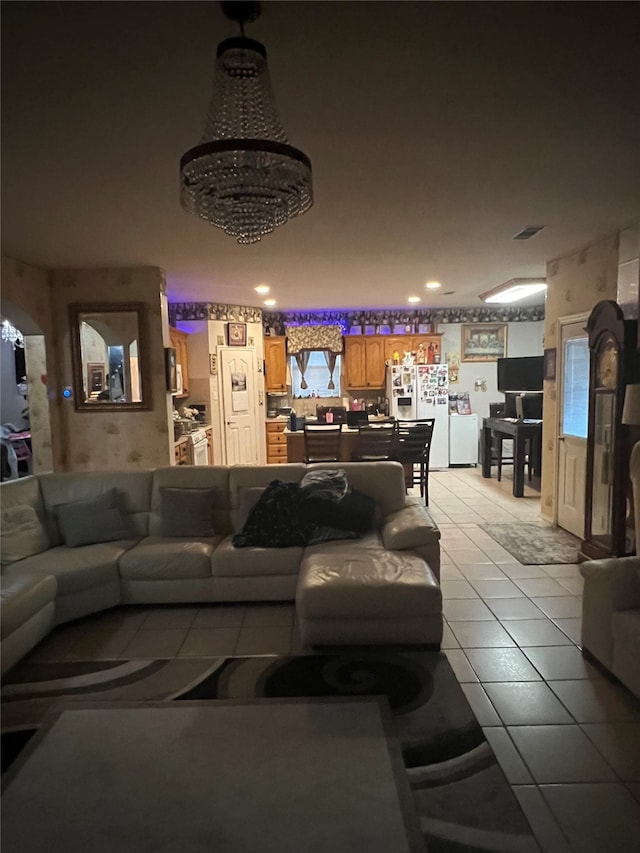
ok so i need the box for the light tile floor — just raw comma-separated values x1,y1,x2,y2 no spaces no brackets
17,466,640,852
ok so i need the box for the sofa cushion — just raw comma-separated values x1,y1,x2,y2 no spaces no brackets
212,536,303,578
1,504,50,565
0,573,57,640
160,487,216,537
2,542,130,596
119,537,219,580
149,467,231,538
56,489,130,547
39,472,154,544
297,550,442,618
381,503,440,550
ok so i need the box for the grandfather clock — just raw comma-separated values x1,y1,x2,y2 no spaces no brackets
580,300,639,561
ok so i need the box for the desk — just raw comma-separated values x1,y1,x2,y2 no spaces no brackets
481,417,542,497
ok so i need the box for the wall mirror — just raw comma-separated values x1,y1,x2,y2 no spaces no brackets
70,303,150,411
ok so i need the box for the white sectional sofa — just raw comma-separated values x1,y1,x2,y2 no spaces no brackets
0,461,442,672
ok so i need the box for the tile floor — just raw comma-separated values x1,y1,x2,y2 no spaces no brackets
16,466,640,852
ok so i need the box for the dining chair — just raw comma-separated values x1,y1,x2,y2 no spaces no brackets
303,423,343,463
489,402,532,482
352,423,396,461
391,418,435,502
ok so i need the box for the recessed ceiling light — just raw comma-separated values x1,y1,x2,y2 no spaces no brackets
425,280,441,290
479,278,547,304
254,284,270,295
408,296,421,303
264,298,276,307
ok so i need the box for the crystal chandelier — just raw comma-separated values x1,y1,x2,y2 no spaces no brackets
180,2,313,244
1,319,24,349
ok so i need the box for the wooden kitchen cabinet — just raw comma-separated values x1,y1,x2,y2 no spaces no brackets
265,420,288,464
383,335,443,363
169,326,190,397
344,336,386,389
264,337,288,392
345,335,446,389
174,437,191,466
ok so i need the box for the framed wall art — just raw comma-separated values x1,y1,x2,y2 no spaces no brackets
461,323,507,362
227,322,247,347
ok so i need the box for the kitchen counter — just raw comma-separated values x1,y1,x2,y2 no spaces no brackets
285,421,394,463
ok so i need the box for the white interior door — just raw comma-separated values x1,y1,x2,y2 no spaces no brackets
556,318,589,537
220,348,260,465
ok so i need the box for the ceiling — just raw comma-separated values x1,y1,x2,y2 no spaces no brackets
2,1,640,312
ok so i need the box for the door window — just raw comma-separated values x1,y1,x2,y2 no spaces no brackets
562,337,589,438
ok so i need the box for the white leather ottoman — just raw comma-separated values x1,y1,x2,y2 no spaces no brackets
296,550,442,646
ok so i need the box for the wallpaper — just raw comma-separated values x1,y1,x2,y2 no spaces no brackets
540,233,619,522
50,267,173,472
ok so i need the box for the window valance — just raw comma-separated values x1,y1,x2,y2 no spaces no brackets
285,325,343,354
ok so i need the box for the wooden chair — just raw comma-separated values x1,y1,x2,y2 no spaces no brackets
489,402,532,482
303,423,343,463
352,423,396,461
391,419,435,502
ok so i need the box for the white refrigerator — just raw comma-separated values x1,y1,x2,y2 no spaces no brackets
416,364,450,468
386,364,450,468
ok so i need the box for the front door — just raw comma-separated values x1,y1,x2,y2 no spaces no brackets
220,347,260,465
556,318,589,537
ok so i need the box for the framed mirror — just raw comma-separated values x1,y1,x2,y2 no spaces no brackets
69,303,150,411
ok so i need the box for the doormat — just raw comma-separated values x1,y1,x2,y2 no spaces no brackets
2,651,540,852
479,522,580,565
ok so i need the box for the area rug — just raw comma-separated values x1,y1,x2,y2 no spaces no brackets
2,651,540,853
479,522,580,565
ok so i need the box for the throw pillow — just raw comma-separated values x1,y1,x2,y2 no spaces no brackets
160,487,216,537
56,489,130,548
0,504,50,564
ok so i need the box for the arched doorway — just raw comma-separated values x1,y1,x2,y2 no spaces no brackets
0,301,54,478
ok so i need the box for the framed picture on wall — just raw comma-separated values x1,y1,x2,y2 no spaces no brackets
461,323,507,362
227,322,247,347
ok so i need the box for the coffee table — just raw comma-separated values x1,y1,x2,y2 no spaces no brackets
1,698,425,852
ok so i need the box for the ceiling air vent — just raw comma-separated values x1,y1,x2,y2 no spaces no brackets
513,225,544,240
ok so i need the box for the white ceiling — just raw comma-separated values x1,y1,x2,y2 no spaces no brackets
2,2,639,312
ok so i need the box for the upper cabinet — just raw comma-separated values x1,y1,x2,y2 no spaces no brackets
344,337,386,388
169,326,190,397
344,334,444,389
264,336,288,392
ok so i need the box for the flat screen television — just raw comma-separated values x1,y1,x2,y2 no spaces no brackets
497,356,544,392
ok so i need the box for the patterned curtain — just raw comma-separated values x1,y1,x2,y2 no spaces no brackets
285,325,343,354
295,351,311,389
322,351,338,390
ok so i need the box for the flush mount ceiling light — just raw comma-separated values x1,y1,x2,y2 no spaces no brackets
254,284,270,294
408,296,421,303
180,1,313,244
264,298,276,306
479,277,547,304
425,281,441,290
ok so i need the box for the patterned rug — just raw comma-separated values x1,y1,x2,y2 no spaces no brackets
2,651,540,852
479,522,581,565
